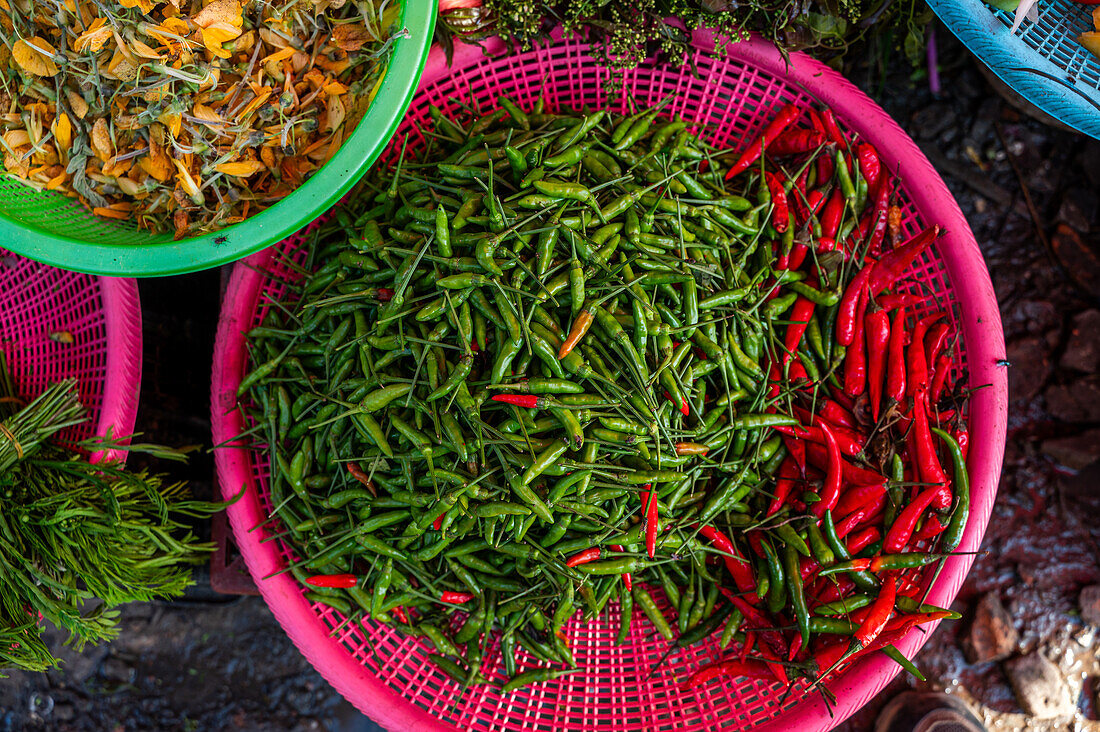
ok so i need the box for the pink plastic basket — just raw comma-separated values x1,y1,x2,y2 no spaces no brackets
0,251,143,459
211,29,1008,732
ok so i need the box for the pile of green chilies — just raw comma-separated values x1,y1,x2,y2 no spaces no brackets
239,97,972,692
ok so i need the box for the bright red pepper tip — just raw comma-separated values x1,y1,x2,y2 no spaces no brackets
304,574,358,589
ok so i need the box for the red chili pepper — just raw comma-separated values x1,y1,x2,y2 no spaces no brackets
767,458,800,517
726,104,802,180
813,421,843,518
565,547,602,567
391,606,409,624
819,108,847,150
866,185,890,258
853,575,896,647
346,462,376,495
682,657,775,690
788,241,809,271
806,188,827,218
609,544,632,590
305,574,358,589
834,482,887,519
674,442,709,456
376,288,394,302
491,393,541,409
783,296,815,365
768,128,827,156
766,172,790,233
819,400,857,430
857,142,882,190
954,427,969,461
882,610,955,637
925,321,951,366
804,442,884,485
441,590,475,604
875,292,923,311
912,385,950,507
867,225,941,296
837,267,873,346
865,308,891,421
821,189,844,239
641,484,659,559
782,435,807,476
913,514,948,543
883,485,943,552
696,524,756,597
757,642,789,685
886,306,909,405
432,514,444,531
847,527,881,554
789,408,866,456
844,283,871,397
930,353,952,405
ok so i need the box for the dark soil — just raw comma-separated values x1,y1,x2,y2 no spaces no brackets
3,25,1100,731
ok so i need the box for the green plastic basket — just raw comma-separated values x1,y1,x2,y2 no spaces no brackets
0,0,436,277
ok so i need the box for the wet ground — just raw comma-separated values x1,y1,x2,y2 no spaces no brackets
3,26,1100,731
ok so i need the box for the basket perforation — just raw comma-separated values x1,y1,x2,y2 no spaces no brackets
931,0,1100,137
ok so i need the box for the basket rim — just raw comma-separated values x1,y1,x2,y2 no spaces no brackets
0,0,437,278
96,276,143,462
928,0,1100,139
211,30,1009,732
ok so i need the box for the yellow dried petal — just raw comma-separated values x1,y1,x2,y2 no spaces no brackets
201,24,239,58
12,38,59,77
323,81,348,96
158,110,182,138
3,130,30,149
128,37,163,59
66,91,89,120
191,0,242,29
215,160,266,177
90,118,114,162
331,23,375,52
172,158,201,197
161,17,191,36
52,113,72,152
324,93,345,134
74,18,113,53
92,206,131,220
191,103,223,125
45,171,67,190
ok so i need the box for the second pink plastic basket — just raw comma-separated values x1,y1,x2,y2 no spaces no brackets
0,251,143,458
212,29,1009,732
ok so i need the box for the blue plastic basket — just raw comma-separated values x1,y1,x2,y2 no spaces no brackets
929,0,1100,137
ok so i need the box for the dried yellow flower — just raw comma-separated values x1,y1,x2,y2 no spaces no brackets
12,38,59,77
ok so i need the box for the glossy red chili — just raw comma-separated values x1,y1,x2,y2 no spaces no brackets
642,484,659,559
883,485,943,552
837,267,873,346
609,544,632,590
886,306,909,405
768,128,827,156
866,308,891,420
821,189,844,240
784,296,815,365
766,172,790,233
492,393,541,408
305,574,358,588
697,524,756,597
868,225,941,295
441,590,476,604
565,547,602,567
813,422,843,518
767,457,800,516
726,104,801,179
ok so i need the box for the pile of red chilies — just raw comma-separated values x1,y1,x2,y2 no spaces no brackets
682,104,970,689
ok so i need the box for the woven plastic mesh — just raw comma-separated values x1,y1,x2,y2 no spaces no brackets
0,251,143,452
212,30,1006,732
929,0,1100,138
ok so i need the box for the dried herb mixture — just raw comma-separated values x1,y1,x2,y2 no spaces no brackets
0,0,402,237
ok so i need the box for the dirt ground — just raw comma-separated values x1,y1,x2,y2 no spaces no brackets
3,26,1100,731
